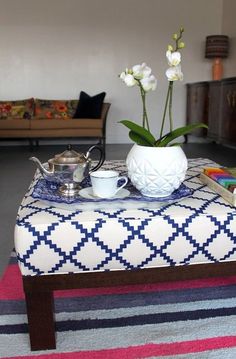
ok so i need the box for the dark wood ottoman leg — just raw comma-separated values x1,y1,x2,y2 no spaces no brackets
21,261,236,351
24,290,56,351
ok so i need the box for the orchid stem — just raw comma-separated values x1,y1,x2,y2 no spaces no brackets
139,82,150,131
159,82,171,138
169,81,173,132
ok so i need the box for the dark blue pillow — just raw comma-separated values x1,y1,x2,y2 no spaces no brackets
73,91,106,119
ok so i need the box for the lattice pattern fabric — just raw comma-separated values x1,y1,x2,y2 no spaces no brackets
14,158,236,276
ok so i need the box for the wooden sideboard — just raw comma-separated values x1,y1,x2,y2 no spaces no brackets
186,77,236,144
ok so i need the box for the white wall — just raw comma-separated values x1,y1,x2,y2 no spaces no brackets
222,0,236,77
0,0,227,143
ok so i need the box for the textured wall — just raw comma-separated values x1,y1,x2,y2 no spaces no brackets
0,0,224,143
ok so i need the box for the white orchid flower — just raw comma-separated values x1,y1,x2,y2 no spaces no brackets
141,75,157,91
119,71,126,81
122,73,137,87
132,63,152,79
166,50,181,66
166,65,183,81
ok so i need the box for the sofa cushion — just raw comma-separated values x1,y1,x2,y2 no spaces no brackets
73,91,106,119
0,119,30,130
34,99,78,119
30,118,103,130
0,98,34,119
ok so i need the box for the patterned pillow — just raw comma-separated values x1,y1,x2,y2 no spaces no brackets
10,105,26,117
34,99,78,119
0,98,34,119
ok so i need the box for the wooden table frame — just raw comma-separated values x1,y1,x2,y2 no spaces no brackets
23,260,236,351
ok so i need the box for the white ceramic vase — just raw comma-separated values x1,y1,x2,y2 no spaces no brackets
126,144,188,197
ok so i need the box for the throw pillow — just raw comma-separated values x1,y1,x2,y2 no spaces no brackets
10,105,26,118
34,99,78,119
73,91,106,119
0,98,34,119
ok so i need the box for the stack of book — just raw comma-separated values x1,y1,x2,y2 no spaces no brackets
200,167,236,206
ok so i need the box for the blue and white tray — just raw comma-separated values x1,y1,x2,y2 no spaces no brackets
31,177,193,211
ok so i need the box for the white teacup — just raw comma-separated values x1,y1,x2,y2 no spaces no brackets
90,170,128,198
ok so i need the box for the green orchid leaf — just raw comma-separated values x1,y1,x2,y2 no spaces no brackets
128,130,154,146
156,123,208,147
120,120,156,146
169,142,183,146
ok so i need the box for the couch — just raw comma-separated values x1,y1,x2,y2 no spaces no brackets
0,97,111,150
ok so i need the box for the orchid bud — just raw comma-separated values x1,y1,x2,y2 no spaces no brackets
168,45,173,51
179,42,185,49
180,27,184,33
173,33,178,40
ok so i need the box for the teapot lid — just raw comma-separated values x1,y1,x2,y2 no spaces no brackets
53,145,86,164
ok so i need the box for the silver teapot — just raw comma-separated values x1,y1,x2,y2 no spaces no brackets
30,144,105,196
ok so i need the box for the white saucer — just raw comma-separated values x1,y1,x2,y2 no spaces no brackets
79,187,130,200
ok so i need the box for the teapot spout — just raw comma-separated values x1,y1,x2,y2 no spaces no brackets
29,157,54,177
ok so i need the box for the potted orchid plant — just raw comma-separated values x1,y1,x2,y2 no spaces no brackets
119,28,206,198
119,27,207,147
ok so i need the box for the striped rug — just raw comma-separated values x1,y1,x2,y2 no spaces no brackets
1,252,236,358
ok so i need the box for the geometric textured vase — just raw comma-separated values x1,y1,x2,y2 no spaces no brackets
126,144,188,197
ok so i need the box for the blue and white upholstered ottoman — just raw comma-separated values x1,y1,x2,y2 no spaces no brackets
14,159,236,350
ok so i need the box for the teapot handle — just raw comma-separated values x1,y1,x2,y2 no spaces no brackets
86,145,105,173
